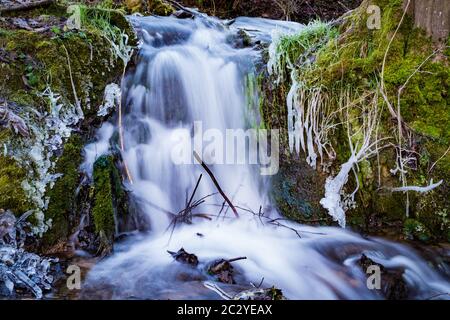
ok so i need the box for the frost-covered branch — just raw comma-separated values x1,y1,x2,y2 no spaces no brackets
320,92,384,227
390,179,443,193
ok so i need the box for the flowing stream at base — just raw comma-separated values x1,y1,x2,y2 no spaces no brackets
81,15,450,300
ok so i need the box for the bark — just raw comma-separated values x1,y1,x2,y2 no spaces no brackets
405,0,450,42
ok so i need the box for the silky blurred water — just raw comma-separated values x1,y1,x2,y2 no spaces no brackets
81,15,450,300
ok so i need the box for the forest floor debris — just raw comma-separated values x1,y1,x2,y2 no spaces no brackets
206,257,247,284
167,248,199,267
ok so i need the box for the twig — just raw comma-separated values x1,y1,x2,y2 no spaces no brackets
426,292,450,300
187,175,202,209
380,0,411,121
390,179,443,193
118,66,134,184
253,277,265,288
428,145,450,174
61,44,81,112
227,256,247,263
193,151,239,218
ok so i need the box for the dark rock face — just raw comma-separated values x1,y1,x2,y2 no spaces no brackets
357,254,409,300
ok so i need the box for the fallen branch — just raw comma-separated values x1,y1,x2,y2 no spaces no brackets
193,151,239,218
118,66,134,184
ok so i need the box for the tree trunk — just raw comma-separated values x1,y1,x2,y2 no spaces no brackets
405,0,450,42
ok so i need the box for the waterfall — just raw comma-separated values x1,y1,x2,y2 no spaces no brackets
81,15,450,300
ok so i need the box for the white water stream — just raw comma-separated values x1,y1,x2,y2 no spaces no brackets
81,15,450,300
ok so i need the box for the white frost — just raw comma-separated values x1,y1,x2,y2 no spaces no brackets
320,158,357,227
98,83,121,117
7,87,84,235
80,122,115,178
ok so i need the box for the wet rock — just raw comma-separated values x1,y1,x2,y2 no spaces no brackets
228,29,254,49
207,259,235,284
357,254,409,300
206,257,246,284
167,248,198,266
173,9,194,19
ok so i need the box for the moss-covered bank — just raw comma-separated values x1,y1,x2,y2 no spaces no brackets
263,0,449,242
0,1,136,251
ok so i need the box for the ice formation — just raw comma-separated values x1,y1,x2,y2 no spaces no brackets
98,83,121,117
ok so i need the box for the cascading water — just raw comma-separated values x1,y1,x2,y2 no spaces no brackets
81,15,450,300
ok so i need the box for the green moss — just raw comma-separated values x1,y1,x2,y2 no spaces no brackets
403,218,432,243
92,155,116,240
43,134,84,246
146,0,175,16
0,132,32,214
123,0,174,16
0,3,136,239
0,5,136,116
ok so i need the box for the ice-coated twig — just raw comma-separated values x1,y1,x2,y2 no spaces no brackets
203,281,233,300
390,179,443,193
320,92,385,227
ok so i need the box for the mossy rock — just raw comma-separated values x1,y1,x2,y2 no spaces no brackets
43,134,84,247
124,0,174,16
0,132,33,214
0,5,136,115
271,157,329,224
92,154,128,246
146,0,174,16
0,3,136,240
93,155,116,241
